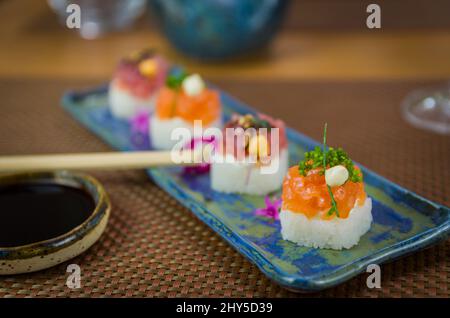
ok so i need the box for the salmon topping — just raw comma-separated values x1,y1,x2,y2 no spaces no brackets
282,166,366,219
155,86,221,126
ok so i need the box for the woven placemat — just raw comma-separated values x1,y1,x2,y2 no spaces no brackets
0,78,448,297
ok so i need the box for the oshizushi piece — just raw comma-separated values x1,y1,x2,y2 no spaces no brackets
280,129,372,250
150,72,222,150
211,113,288,195
109,49,168,119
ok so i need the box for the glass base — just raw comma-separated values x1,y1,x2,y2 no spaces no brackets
402,87,450,135
48,0,146,39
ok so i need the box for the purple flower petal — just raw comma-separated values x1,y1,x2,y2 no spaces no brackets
129,110,150,150
182,136,217,175
272,198,282,209
254,196,281,220
130,110,150,134
272,209,280,220
254,208,272,218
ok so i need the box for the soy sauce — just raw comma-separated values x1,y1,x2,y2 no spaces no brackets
0,183,95,247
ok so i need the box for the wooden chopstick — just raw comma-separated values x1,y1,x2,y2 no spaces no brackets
0,150,198,173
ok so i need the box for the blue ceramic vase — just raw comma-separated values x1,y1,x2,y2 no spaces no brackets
149,0,289,60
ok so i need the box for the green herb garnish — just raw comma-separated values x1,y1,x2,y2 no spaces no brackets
258,119,272,130
297,124,363,217
322,123,339,217
298,139,362,183
166,71,188,89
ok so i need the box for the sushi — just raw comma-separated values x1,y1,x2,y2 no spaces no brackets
279,125,372,250
150,72,222,150
211,113,288,195
109,49,168,119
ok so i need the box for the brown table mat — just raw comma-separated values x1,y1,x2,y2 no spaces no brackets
0,78,448,297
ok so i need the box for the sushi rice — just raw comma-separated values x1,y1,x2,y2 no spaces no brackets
211,149,289,195
150,116,222,150
279,197,372,250
109,81,157,119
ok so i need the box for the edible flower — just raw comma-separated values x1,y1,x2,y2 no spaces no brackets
129,110,150,149
254,196,282,220
182,136,216,175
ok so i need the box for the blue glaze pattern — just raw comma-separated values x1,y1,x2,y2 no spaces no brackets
149,0,289,60
61,85,450,292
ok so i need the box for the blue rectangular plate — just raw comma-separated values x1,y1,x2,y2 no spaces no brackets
62,84,450,292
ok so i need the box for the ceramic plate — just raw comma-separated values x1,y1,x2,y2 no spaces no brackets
62,85,450,292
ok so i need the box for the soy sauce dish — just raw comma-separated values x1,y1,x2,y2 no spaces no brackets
0,171,110,275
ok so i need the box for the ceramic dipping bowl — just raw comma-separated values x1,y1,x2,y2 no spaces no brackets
0,171,110,275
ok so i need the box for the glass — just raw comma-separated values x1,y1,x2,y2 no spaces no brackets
402,85,450,135
47,0,146,39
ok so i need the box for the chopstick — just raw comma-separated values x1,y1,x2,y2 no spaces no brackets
0,150,199,173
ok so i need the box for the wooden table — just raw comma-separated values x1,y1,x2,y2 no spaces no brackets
1,0,450,81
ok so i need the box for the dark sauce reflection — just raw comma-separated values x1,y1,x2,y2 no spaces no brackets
0,183,95,247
